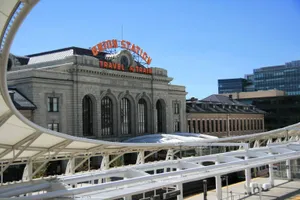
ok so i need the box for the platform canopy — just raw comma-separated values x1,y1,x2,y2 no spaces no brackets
0,0,300,166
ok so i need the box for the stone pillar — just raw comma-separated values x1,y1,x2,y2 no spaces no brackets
269,163,274,187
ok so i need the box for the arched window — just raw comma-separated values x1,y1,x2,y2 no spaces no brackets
101,96,113,135
82,95,93,136
156,100,163,133
138,99,147,134
120,97,131,135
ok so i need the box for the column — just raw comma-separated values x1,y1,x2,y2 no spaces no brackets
177,183,183,200
245,156,251,194
269,163,274,187
215,175,222,200
286,160,292,181
262,119,265,131
215,160,222,200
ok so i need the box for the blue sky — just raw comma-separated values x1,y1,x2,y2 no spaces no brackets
11,0,300,99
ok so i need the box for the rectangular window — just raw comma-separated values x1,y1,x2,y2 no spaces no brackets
174,121,180,132
188,120,191,132
211,120,215,132
229,120,232,131
198,120,201,133
220,120,222,132
224,120,227,132
202,120,205,133
193,120,196,133
237,120,239,131
48,97,59,112
233,120,236,131
207,120,210,132
174,102,180,114
215,120,218,132
48,123,59,132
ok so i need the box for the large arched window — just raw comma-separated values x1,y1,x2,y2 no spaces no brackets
120,97,131,135
82,95,93,136
156,100,163,133
138,99,147,134
101,96,113,135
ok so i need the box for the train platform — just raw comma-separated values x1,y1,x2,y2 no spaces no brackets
185,178,300,200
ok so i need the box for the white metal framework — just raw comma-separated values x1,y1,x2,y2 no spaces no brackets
1,1,300,199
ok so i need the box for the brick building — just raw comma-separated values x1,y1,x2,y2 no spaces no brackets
186,95,265,137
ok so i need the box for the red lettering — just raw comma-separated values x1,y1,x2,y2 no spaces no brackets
99,61,104,67
92,46,98,56
112,39,118,48
121,40,126,49
117,64,121,70
135,66,139,72
148,68,152,74
146,57,152,65
107,40,113,48
113,63,117,70
129,66,134,72
108,62,112,69
131,44,137,54
104,62,108,68
143,68,147,73
142,52,148,61
97,43,104,52
102,41,107,51
121,65,125,71
139,67,143,73
125,41,131,49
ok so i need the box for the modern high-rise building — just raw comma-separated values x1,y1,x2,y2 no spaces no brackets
218,60,300,96
218,78,249,94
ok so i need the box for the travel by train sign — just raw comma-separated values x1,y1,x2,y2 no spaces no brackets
91,39,152,65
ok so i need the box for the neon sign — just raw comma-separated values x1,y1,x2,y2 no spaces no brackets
91,39,152,65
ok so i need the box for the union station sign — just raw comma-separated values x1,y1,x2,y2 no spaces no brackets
91,39,153,75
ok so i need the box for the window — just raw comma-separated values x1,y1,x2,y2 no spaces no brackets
47,97,59,112
215,120,218,132
198,120,201,133
82,95,94,136
48,123,59,132
120,98,131,135
174,102,180,114
101,96,113,135
211,120,215,132
220,120,223,132
174,121,180,132
202,120,205,133
138,99,147,134
188,120,191,132
193,120,196,133
206,120,210,132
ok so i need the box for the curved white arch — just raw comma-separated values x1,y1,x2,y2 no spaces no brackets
1,0,300,168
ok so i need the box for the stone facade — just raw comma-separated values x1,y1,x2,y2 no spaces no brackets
8,54,187,141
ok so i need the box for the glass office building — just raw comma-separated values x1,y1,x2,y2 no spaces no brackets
218,78,249,94
254,60,300,95
218,60,300,96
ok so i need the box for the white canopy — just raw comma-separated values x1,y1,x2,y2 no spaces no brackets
0,0,300,167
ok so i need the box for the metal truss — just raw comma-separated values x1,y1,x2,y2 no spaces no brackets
0,142,298,199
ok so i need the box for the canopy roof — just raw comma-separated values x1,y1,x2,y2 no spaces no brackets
0,0,300,167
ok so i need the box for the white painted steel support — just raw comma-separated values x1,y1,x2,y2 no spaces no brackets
215,175,222,200
22,160,33,181
215,160,222,200
136,151,145,164
66,158,75,175
166,149,175,160
177,183,183,200
286,159,292,181
245,155,251,194
269,163,274,187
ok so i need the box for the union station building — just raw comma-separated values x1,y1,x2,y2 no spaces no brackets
7,40,187,141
